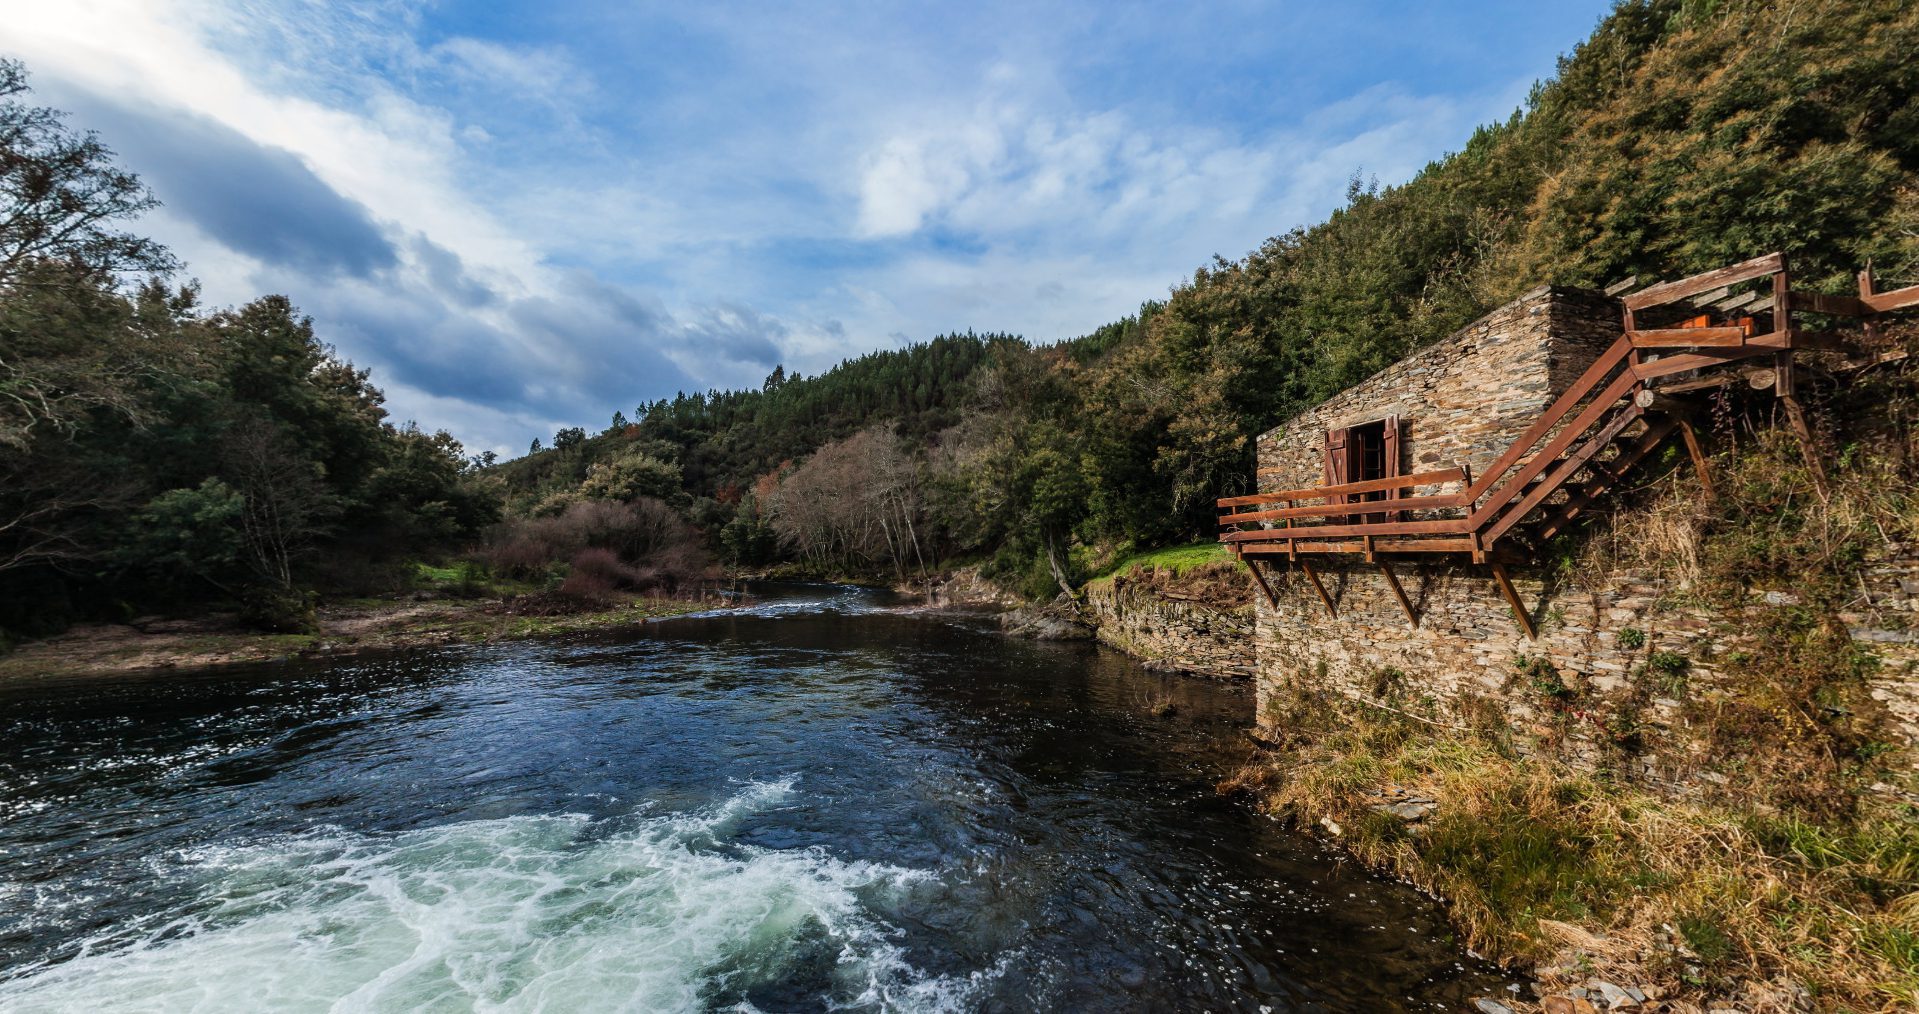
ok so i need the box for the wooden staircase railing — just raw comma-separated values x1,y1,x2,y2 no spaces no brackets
1218,253,1918,577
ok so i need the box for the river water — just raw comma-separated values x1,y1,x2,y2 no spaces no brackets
0,584,1511,1011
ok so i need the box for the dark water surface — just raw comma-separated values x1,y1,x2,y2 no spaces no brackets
0,584,1511,1011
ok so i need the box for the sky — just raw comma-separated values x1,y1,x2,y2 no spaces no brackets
5,0,1614,456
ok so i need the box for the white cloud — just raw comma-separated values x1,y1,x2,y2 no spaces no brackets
0,0,1570,453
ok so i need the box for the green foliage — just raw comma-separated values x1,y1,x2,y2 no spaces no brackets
1618,627,1647,650
1517,652,1574,701
0,69,500,635
474,1,1919,595
121,479,246,589
579,449,685,506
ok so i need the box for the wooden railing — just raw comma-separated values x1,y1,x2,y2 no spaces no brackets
1218,253,1919,569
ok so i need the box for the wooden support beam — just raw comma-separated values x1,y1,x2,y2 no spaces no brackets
1779,393,1830,502
1378,562,1417,628
1489,563,1536,641
1299,560,1337,619
1678,418,1715,500
1860,266,1883,345
1244,554,1280,609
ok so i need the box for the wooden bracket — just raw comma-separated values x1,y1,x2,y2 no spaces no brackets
1378,562,1417,629
1299,560,1337,619
1489,562,1536,640
1677,418,1715,500
1244,554,1280,609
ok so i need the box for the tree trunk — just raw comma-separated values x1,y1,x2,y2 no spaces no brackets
1046,534,1078,601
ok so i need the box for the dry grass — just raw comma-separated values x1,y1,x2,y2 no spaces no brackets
1231,687,1919,1011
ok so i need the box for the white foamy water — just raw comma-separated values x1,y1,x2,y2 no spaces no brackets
0,779,1003,1013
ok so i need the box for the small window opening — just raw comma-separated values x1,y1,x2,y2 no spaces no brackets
1324,416,1401,523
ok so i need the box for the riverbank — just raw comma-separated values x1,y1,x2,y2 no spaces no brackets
1219,683,1918,1014
0,593,725,682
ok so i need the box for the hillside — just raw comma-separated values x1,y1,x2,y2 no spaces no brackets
502,0,1919,594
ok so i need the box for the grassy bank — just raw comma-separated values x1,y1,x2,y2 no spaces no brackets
1223,356,1919,1011
1227,688,1919,1011
1083,541,1238,585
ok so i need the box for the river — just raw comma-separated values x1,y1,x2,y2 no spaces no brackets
0,584,1511,1011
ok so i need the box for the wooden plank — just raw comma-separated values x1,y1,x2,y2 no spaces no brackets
1627,327,1748,347
1489,563,1536,640
1602,275,1639,297
1378,562,1417,628
1218,492,1463,525
1221,518,1471,543
1300,560,1337,619
1862,281,1919,314
1629,336,1783,380
1383,414,1403,521
1243,465,1465,497
1792,291,1872,317
1624,252,1784,310
1238,539,1479,555
1714,290,1758,312
1483,400,1644,544
1790,329,1862,353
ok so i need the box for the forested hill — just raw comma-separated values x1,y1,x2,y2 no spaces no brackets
491,331,1014,514
501,0,1919,594
5,0,1916,635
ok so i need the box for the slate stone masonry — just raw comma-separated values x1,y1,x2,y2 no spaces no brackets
1243,285,1919,778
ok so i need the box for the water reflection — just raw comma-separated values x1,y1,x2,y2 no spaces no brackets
0,583,1509,1011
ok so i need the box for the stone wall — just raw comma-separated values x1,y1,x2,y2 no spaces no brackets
1253,286,1618,496
1249,552,1919,780
1082,577,1255,681
1241,282,1919,780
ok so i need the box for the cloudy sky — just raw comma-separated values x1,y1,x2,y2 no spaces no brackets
7,0,1610,455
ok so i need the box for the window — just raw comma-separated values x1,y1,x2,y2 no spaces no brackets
1324,415,1401,522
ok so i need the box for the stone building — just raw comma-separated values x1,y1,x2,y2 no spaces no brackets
1243,284,1919,776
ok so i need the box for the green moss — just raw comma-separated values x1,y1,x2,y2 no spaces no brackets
1086,541,1238,586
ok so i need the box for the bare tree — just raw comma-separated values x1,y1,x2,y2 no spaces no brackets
0,60,175,287
222,419,336,590
765,427,931,579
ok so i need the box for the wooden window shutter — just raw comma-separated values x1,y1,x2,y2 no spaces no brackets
1383,414,1402,519
1323,427,1349,507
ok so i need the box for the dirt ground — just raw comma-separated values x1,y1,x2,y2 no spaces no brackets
0,595,721,682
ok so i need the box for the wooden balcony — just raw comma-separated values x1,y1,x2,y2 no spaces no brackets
1217,253,1918,635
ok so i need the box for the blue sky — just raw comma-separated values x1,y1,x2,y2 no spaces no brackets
9,0,1614,454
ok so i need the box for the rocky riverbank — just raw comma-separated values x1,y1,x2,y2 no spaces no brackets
0,593,725,683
